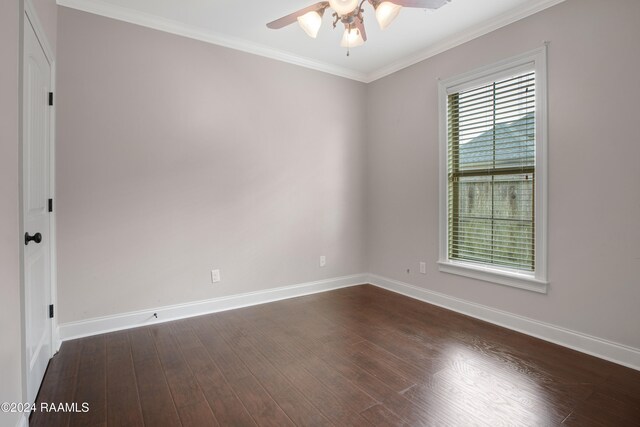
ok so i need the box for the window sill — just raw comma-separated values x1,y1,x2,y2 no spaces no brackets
437,260,548,294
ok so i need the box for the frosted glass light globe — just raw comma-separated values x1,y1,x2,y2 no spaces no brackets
329,0,359,16
340,27,364,47
375,1,402,30
297,11,323,38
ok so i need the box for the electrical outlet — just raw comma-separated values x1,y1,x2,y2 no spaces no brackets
320,256,326,267
420,262,427,274
211,269,221,283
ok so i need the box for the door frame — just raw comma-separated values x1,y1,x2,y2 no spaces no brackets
20,0,58,406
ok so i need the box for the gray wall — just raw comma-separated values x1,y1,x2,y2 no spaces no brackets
366,0,640,349
56,8,367,323
56,0,640,354
1,1,22,426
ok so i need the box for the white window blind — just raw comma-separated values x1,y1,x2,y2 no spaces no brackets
447,71,536,272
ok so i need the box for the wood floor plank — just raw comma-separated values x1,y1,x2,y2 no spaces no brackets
47,339,84,380
31,340,82,427
595,366,640,409
106,331,144,427
199,382,257,427
250,321,379,415
349,340,432,383
229,375,296,427
154,324,210,412
69,335,107,426
237,300,423,409
228,309,379,413
566,391,640,426
176,401,219,427
129,326,158,363
236,306,480,426
228,313,371,426
359,404,408,427
562,411,608,427
209,316,333,427
235,306,450,425
192,316,254,383
129,328,182,427
342,349,416,393
172,325,257,427
32,390,73,426
274,360,372,427
158,323,220,426
191,316,296,427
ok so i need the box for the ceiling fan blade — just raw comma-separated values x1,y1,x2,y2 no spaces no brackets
391,0,449,9
267,2,330,29
355,17,367,42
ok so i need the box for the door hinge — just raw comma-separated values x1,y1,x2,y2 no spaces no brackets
48,198,53,213
48,92,53,106
49,304,54,319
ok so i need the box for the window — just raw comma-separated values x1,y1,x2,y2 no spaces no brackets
438,48,548,293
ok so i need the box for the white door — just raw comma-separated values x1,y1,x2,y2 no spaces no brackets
23,14,53,405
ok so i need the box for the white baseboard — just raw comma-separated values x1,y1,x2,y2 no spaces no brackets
53,326,61,353
57,271,640,372
367,273,640,371
58,274,367,341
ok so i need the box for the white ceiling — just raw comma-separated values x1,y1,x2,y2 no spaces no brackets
57,0,565,82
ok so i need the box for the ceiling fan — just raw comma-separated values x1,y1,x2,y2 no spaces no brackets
267,0,450,54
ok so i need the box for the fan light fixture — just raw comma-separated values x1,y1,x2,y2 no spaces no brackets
267,0,450,54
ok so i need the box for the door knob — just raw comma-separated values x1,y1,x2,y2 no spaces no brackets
25,232,42,245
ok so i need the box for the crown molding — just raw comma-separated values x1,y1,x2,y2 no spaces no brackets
366,0,566,82
57,0,566,84
56,0,369,82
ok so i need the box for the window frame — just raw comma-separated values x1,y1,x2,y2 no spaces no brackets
438,46,549,293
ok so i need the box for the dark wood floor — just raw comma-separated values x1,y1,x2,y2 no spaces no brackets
32,285,640,427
